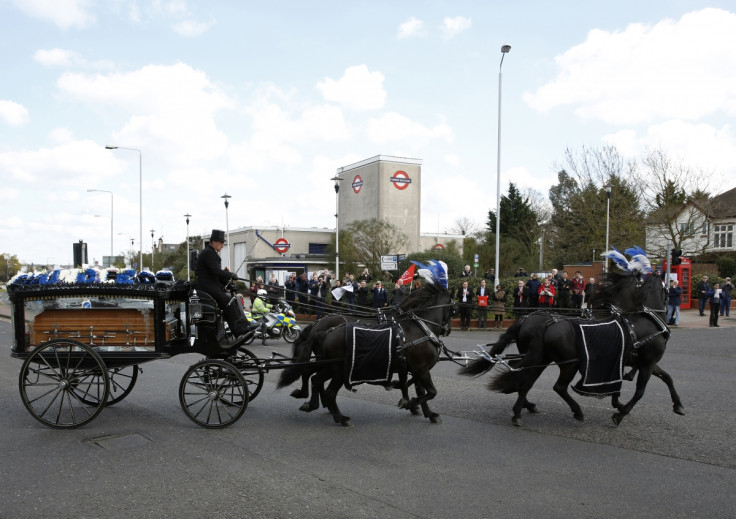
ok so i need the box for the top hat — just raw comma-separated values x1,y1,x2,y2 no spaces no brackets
210,229,226,243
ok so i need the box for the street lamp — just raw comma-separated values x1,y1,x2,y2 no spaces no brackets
221,193,231,270
106,146,142,271
494,44,511,287
604,183,612,272
87,189,113,262
184,213,192,281
331,175,342,281
150,229,155,271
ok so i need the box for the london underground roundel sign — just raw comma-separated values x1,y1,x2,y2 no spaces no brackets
390,170,411,190
352,175,363,193
274,238,291,254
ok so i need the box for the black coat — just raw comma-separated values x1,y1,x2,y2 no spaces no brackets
193,244,236,307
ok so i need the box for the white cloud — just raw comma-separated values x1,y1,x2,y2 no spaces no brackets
440,16,472,39
444,154,460,166
0,139,120,185
172,19,216,37
366,112,452,145
34,48,113,69
56,63,232,165
317,65,386,111
523,8,736,125
0,100,29,126
397,17,425,39
13,0,96,29
604,120,736,186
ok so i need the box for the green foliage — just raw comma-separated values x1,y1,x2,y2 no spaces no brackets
0,253,21,282
717,256,736,279
546,147,645,268
333,218,409,279
485,182,544,278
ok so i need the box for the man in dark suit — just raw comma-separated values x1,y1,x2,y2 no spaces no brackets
371,281,388,308
194,229,257,337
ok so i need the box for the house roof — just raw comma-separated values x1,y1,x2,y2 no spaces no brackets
709,186,736,219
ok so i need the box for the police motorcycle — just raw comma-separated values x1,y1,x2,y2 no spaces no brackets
244,289,301,344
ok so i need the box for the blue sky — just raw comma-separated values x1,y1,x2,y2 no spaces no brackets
1,0,735,266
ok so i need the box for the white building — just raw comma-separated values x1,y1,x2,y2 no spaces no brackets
645,186,736,257
216,155,464,285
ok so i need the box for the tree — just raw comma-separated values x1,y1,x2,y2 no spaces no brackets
0,253,21,282
486,183,544,276
547,146,645,268
637,147,712,256
333,218,409,279
447,217,479,236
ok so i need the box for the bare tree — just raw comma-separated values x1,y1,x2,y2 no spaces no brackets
637,147,712,256
447,217,478,236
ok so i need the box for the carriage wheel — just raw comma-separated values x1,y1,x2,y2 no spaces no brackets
19,339,109,429
231,347,264,401
179,359,248,428
76,365,139,407
283,327,299,343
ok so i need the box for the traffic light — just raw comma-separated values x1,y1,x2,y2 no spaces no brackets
671,248,682,266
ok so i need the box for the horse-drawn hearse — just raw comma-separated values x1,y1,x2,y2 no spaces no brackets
7,277,278,429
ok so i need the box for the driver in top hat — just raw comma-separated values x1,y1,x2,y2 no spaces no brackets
194,229,258,338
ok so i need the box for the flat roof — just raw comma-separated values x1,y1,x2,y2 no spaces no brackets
336,155,422,174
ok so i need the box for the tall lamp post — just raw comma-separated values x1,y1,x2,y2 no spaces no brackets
330,175,341,281
184,213,192,281
106,146,142,271
87,189,113,263
604,183,612,272
150,229,155,271
221,193,231,270
494,44,511,286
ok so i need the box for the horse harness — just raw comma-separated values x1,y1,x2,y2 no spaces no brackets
479,305,670,372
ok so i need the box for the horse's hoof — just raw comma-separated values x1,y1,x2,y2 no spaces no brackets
673,404,685,416
397,398,409,409
299,402,317,412
527,404,539,414
611,413,623,426
574,412,584,422
290,389,309,399
511,416,522,427
340,418,353,427
622,371,635,381
410,406,421,416
429,414,442,424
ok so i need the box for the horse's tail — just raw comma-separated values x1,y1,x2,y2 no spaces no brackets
460,321,523,376
277,327,325,389
488,332,545,394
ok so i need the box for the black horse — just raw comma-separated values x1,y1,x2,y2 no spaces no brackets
278,281,453,426
463,271,676,426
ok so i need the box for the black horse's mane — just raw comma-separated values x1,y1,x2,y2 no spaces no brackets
593,270,662,309
399,281,445,313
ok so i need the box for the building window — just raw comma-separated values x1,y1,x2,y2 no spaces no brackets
308,243,328,255
714,224,733,248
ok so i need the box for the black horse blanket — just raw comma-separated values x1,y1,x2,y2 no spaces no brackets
344,322,400,389
571,318,626,397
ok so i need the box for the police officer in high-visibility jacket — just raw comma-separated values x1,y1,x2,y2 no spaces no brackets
251,289,274,344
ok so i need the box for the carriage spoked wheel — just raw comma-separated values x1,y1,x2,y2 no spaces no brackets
19,339,110,429
282,327,299,343
76,365,140,407
178,359,248,428
230,347,264,402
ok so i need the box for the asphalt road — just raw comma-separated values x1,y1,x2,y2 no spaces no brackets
1,320,735,519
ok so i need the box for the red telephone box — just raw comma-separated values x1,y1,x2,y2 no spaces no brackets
662,257,692,309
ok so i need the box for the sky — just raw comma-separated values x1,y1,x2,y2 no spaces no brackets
2,0,736,267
